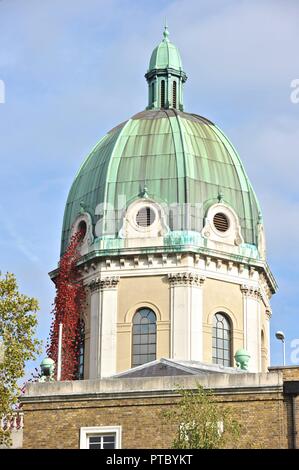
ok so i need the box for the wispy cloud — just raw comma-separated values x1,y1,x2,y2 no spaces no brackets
0,204,40,264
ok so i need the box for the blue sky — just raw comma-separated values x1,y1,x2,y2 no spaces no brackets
0,0,298,378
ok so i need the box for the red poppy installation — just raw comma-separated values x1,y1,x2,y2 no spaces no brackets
47,228,86,380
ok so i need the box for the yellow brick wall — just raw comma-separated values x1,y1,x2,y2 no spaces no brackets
270,367,299,381
22,391,288,449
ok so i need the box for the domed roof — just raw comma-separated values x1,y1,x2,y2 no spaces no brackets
61,108,261,255
148,25,183,72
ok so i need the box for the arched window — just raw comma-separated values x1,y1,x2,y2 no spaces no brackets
160,80,165,108
172,81,177,108
151,82,155,104
212,312,232,367
132,308,156,367
77,320,85,380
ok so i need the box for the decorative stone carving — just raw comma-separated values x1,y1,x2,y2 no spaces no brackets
240,284,262,299
260,273,273,300
216,259,222,269
249,266,255,278
168,272,205,287
194,254,200,265
89,276,120,292
228,261,234,271
265,308,272,318
147,255,153,266
89,278,100,292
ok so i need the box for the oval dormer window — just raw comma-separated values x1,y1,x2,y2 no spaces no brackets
213,212,229,232
136,207,155,227
78,220,87,239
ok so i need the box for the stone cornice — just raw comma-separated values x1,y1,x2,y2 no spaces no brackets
49,247,277,295
20,385,283,405
89,276,119,292
20,371,283,405
168,272,205,287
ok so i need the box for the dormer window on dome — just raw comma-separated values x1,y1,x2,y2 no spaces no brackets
119,198,169,241
202,203,244,247
145,25,187,111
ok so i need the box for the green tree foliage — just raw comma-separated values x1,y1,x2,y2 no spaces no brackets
0,272,41,446
163,384,241,449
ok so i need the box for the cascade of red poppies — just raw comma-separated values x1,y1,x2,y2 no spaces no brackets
47,228,86,381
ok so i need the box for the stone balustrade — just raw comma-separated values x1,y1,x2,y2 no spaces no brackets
1,412,24,431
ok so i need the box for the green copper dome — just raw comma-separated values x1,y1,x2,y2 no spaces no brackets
61,108,261,255
148,25,183,72
60,27,263,259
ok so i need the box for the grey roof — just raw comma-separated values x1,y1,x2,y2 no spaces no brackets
111,358,244,379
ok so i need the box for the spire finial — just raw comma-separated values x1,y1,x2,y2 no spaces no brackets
163,19,169,41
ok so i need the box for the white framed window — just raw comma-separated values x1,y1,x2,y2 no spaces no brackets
132,307,157,367
212,312,232,367
80,426,122,449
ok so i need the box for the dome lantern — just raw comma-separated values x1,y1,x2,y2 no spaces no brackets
145,25,187,111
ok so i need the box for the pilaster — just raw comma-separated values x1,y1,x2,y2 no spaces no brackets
88,276,119,378
241,284,262,372
168,272,205,361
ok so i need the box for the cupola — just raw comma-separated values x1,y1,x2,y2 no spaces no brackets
145,25,187,110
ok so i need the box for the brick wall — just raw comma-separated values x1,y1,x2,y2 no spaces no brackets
22,391,288,449
295,395,299,449
269,366,299,381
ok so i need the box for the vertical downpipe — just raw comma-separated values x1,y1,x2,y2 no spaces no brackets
291,395,297,449
57,323,63,381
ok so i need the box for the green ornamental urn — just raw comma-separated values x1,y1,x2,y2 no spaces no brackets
234,349,251,370
39,357,55,382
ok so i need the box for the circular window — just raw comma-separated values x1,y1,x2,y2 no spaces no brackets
213,213,229,232
136,207,155,227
